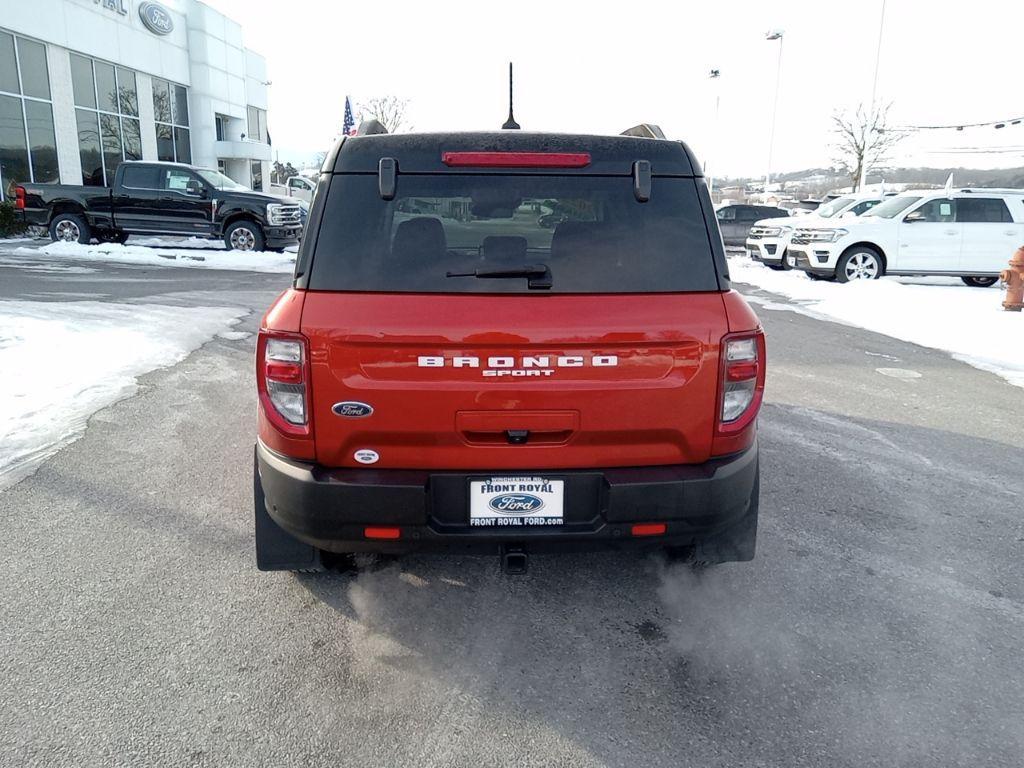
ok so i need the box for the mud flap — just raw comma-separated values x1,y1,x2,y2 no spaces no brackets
694,462,759,564
253,450,323,572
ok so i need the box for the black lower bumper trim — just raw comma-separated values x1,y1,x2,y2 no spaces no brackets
256,440,759,554
264,226,301,246
793,254,834,276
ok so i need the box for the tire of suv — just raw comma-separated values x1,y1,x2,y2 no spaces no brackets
49,212,91,244
225,220,265,252
961,276,998,288
836,246,884,283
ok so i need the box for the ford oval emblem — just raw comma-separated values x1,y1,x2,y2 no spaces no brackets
488,494,545,514
332,401,373,418
139,2,174,35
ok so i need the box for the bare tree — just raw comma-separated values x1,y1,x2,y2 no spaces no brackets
356,96,412,133
830,103,905,191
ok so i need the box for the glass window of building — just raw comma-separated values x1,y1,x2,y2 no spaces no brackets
246,105,266,143
250,160,262,191
215,113,229,141
116,68,138,117
152,77,190,164
75,109,102,186
16,38,49,100
24,100,57,184
70,53,142,186
151,78,171,123
0,32,17,95
70,54,96,109
95,61,117,114
0,30,57,199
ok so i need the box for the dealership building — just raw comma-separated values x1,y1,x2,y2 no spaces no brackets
0,0,272,201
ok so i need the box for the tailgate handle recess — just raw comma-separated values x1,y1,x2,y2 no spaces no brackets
505,429,529,445
457,410,578,446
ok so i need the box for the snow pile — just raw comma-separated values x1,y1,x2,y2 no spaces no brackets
10,240,296,273
0,301,244,491
728,256,1024,388
126,235,227,249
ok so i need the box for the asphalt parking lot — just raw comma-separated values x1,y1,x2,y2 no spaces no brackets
1,246,1022,767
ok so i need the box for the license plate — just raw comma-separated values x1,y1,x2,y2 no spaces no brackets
469,477,564,527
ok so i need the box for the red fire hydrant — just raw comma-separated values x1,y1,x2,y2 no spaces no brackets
1001,247,1024,311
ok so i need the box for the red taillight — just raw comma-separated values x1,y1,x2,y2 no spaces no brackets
265,360,302,383
726,360,759,381
441,151,591,168
631,523,667,537
256,330,311,437
14,186,26,210
365,527,401,540
712,330,766,455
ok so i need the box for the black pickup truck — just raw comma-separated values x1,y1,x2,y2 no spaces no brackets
15,161,303,251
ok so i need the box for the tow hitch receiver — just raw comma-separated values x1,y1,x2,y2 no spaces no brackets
501,545,528,575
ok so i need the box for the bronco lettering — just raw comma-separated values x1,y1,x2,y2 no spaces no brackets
418,355,618,372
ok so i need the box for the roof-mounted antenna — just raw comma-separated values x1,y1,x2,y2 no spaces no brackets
502,62,520,130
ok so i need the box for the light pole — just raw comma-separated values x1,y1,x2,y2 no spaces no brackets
764,30,784,197
859,0,887,191
707,69,721,196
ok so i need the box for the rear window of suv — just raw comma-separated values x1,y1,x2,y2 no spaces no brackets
307,174,719,293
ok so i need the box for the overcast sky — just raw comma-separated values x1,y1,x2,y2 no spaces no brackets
204,0,1024,176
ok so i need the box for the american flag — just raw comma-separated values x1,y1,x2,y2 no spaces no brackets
343,96,356,136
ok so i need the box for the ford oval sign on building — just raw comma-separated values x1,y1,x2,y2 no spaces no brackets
139,2,174,35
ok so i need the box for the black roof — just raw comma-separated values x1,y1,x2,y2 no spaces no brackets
325,131,702,177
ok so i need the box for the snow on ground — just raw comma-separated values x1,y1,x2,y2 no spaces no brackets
130,235,299,254
0,254,97,274
0,301,245,491
9,240,296,273
728,255,1024,389
127,235,228,250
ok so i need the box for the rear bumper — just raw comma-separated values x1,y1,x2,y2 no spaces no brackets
255,439,759,554
16,209,47,227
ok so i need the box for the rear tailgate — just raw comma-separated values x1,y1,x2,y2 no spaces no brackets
302,292,727,469
300,154,727,471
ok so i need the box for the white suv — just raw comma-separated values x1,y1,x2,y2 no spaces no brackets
788,190,1024,284
745,193,886,271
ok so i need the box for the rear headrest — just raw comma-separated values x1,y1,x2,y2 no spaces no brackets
481,235,528,263
392,217,447,261
551,221,610,258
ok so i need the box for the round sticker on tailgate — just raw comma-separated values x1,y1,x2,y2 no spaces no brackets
354,449,379,464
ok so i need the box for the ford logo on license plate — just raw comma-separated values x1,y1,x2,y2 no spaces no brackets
489,494,545,514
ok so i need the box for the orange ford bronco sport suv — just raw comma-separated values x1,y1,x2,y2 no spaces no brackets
254,128,764,573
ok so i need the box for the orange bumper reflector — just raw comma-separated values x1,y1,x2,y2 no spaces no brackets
631,523,667,537
364,527,401,540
